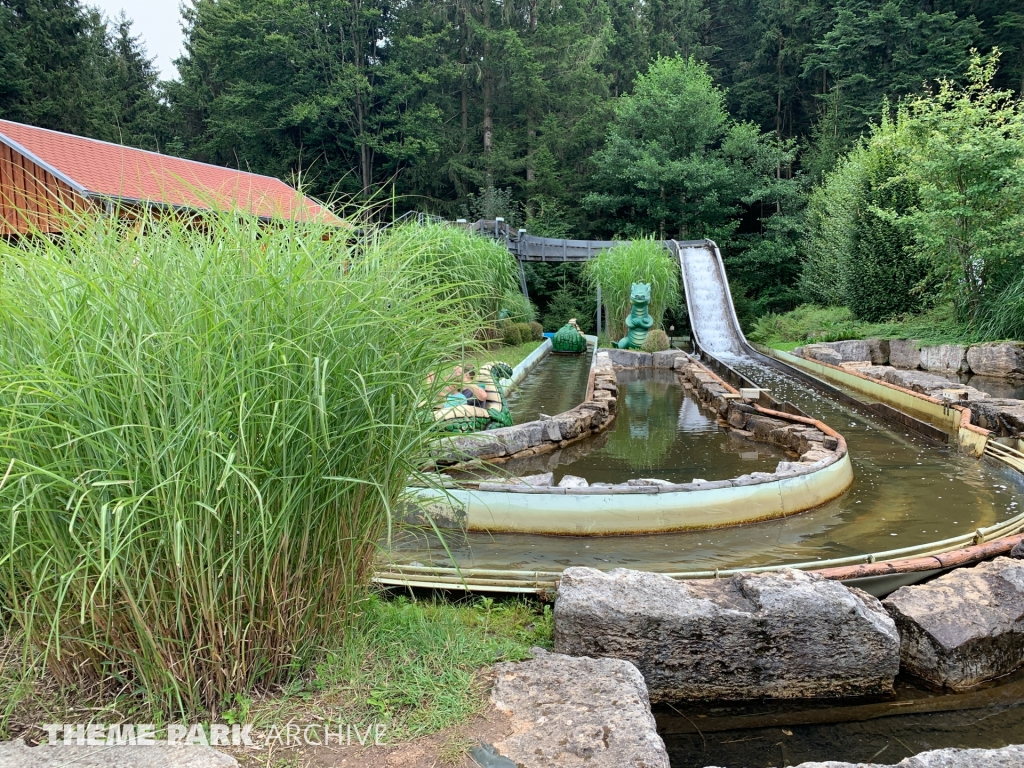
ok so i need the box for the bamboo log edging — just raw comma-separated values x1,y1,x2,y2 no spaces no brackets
375,508,1024,592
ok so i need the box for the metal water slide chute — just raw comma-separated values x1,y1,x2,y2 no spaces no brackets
669,239,951,436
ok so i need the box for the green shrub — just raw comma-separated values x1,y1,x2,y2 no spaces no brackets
583,238,681,340
500,322,521,346
540,286,595,335
0,211,479,717
529,321,544,341
802,121,924,321
641,329,670,352
518,322,536,342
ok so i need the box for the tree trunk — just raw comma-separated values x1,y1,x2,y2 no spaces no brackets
482,0,492,156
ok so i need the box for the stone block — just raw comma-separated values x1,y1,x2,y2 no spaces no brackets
498,423,546,455
552,411,587,440
970,399,1024,438
652,350,683,368
557,474,589,488
750,745,1024,768
830,339,874,363
490,648,670,768
513,472,553,487
748,415,790,440
801,343,843,366
867,338,890,365
889,339,922,369
0,742,237,768
606,348,649,368
554,567,899,701
727,408,748,429
920,344,969,374
966,343,1024,379
883,557,1024,690
541,420,560,442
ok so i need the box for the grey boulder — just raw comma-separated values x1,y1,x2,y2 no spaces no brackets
883,557,1024,690
703,744,1024,767
490,647,669,768
801,343,843,366
966,342,1024,379
553,567,899,702
919,344,970,374
0,742,237,767
888,339,922,369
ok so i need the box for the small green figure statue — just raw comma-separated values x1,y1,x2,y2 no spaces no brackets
552,318,587,354
616,282,654,349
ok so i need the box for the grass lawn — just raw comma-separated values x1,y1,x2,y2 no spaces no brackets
459,340,543,370
1,595,552,751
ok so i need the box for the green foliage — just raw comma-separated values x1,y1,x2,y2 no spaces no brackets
0,211,483,718
540,287,595,336
978,272,1024,341
640,328,670,352
1,595,553,740
0,1,168,148
584,56,796,242
374,223,520,326
583,239,681,340
311,596,551,739
804,118,926,322
528,321,544,341
499,291,538,324
526,263,595,335
806,53,1024,333
898,52,1024,323
501,322,537,347
748,303,975,348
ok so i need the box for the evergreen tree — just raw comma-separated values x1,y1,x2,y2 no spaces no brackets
104,14,166,150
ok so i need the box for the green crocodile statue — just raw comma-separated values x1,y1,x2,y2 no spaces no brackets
552,318,587,354
432,361,515,433
616,282,654,349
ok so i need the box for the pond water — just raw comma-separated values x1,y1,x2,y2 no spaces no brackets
659,669,1024,767
507,368,786,485
934,372,1024,401
504,345,593,424
391,362,1023,574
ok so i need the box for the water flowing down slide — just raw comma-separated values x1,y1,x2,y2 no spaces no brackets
673,240,746,357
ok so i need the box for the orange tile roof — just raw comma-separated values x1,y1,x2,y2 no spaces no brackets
0,119,340,224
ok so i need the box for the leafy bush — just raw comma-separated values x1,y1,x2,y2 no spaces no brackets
641,329,670,352
0,211,480,717
529,321,544,341
583,239,681,340
501,322,532,346
802,118,924,321
800,54,1024,327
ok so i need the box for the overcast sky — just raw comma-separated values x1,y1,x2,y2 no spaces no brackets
89,0,185,79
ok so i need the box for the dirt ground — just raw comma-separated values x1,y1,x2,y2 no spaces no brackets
228,705,513,768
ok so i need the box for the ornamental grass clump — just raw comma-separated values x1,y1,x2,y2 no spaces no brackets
0,210,486,718
584,239,681,340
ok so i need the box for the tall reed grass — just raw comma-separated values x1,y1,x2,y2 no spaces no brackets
0,210,497,717
372,222,527,323
583,239,681,340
